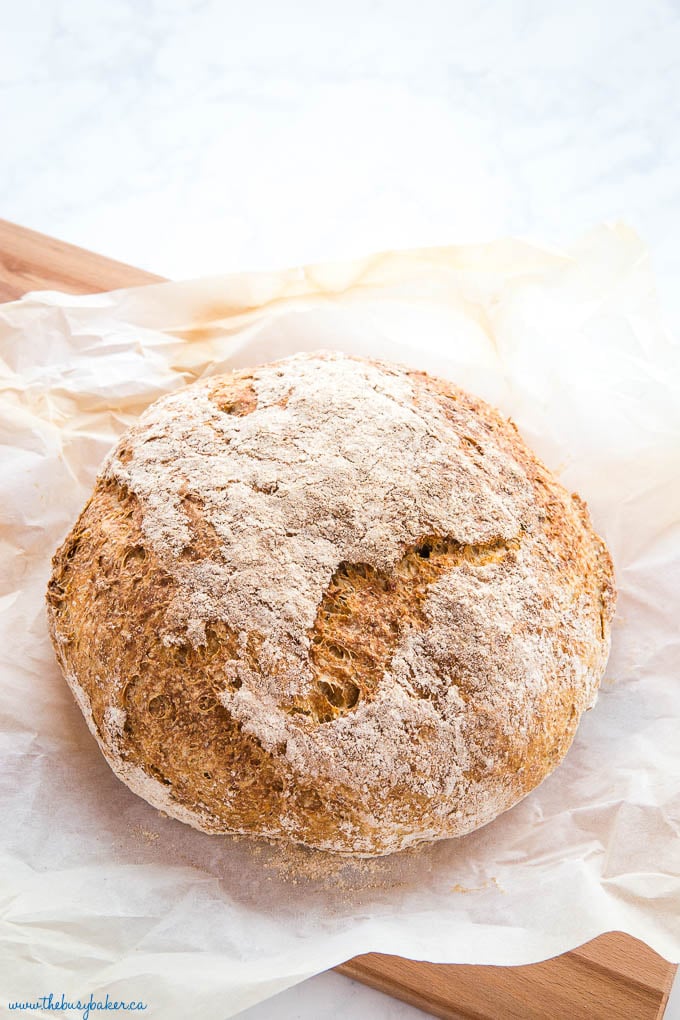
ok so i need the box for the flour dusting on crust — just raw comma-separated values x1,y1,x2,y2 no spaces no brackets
47,351,615,856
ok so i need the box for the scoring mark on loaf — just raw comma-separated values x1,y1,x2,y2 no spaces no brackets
289,533,521,723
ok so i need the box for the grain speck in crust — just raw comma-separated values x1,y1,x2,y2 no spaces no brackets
46,350,615,857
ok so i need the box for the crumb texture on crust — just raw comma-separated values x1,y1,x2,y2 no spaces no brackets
47,350,616,856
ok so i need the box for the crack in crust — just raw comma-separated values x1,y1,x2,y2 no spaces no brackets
296,534,521,723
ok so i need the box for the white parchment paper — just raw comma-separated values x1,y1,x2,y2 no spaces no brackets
1,224,679,1018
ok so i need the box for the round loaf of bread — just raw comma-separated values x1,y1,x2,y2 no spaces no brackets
47,350,615,856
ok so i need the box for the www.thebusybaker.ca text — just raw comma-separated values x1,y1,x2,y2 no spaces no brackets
8,992,147,1020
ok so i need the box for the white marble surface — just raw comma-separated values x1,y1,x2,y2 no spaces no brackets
234,971,431,1020
1,2,678,1017
2,0,680,329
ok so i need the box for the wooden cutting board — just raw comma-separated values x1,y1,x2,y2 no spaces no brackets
1,217,676,1020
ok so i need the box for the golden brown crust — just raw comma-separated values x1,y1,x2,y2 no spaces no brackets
47,351,615,856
